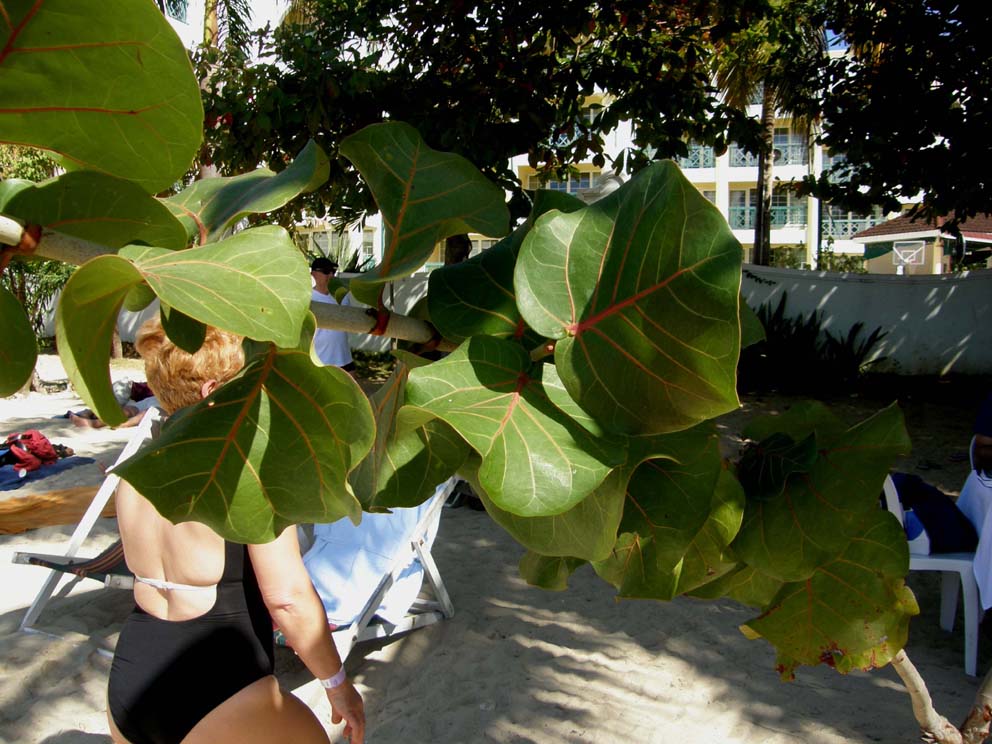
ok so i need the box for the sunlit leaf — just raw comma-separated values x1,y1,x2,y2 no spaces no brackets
688,564,784,607
340,122,510,305
516,161,743,436
121,226,310,347
164,140,329,245
0,0,202,193
55,255,144,424
117,349,375,543
0,285,37,397
350,356,469,510
741,509,918,679
403,335,622,516
2,171,186,250
733,403,911,582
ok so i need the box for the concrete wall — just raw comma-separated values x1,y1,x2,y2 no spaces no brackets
741,266,992,375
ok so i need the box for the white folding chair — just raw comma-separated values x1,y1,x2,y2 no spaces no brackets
883,474,981,675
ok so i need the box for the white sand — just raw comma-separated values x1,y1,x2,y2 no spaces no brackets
0,366,984,743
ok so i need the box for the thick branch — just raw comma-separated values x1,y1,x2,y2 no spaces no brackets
2,217,116,265
890,650,964,743
310,301,456,351
961,667,992,744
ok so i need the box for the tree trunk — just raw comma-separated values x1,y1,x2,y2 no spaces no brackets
110,327,123,360
752,86,776,266
203,0,219,47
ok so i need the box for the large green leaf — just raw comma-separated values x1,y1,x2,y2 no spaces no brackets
688,564,784,607
340,122,510,305
55,255,145,424
350,356,469,510
403,335,622,516
516,161,743,436
117,349,375,543
121,226,310,347
427,189,584,346
0,285,37,397
519,552,587,591
735,432,819,502
741,509,917,679
3,171,186,250
733,403,911,582
164,141,329,245
479,466,627,562
0,0,202,193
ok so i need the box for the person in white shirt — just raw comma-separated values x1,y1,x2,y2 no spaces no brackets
310,257,355,372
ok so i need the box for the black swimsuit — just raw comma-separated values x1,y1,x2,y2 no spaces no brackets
108,541,274,744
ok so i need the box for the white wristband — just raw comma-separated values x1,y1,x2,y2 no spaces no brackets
319,667,347,690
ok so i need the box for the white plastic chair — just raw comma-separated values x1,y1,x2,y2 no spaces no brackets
883,474,981,676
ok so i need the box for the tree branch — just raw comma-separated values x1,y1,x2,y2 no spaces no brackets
890,650,963,744
960,666,992,744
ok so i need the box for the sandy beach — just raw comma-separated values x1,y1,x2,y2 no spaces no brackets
0,361,987,743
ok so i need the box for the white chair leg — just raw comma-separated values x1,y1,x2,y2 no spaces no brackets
940,571,961,632
960,571,980,677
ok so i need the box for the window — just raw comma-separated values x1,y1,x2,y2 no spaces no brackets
527,170,598,195
361,229,375,261
470,238,498,257
163,0,188,23
701,189,716,204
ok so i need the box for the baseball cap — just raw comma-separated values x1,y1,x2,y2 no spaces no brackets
310,257,338,274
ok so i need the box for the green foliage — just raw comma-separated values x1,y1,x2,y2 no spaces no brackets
0,145,58,181
0,5,922,686
817,246,866,274
770,245,805,269
738,293,886,392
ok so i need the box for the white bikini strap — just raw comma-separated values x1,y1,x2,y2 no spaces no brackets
134,575,216,592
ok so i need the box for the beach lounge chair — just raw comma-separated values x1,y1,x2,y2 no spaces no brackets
291,477,458,660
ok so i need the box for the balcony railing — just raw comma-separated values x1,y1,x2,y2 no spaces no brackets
675,146,715,169
729,205,808,230
821,215,884,240
729,143,809,167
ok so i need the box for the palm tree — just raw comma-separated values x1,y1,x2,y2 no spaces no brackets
714,0,826,266
202,0,253,50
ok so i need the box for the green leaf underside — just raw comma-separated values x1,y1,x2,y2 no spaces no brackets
742,509,917,679
340,122,510,305
733,403,911,583
481,467,627,562
0,0,202,193
516,160,743,436
742,399,848,446
2,171,187,250
519,552,587,592
122,225,310,348
117,350,375,543
427,188,585,346
0,286,37,397
740,298,765,348
350,359,469,510
159,304,206,354
164,140,329,245
688,564,785,607
403,335,622,517
736,432,819,502
55,255,144,424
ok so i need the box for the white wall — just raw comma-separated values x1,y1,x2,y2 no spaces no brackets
741,267,992,375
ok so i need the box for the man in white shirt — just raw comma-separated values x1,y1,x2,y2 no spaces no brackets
310,257,355,372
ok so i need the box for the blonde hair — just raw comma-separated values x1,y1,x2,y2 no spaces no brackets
135,316,245,414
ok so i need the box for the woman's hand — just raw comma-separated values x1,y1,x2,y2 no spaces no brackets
327,680,365,743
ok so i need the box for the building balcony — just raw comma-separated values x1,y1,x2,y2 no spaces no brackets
729,143,808,168
820,215,884,241
729,205,809,230
674,146,715,169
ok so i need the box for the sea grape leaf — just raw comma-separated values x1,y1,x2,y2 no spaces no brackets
0,285,37,397
428,189,584,346
123,282,157,313
55,255,145,424
164,140,329,245
735,432,819,502
116,349,375,543
2,172,186,250
516,160,743,436
0,178,32,208
674,468,747,595
159,304,206,354
403,335,622,516
121,226,310,348
350,356,469,510
0,0,202,193
519,552,587,591
740,297,765,348
340,122,510,306
741,509,917,679
688,565,784,608
733,403,911,582
741,399,847,446
478,467,627,562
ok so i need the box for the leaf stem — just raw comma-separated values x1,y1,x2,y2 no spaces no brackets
889,650,964,743
530,341,556,362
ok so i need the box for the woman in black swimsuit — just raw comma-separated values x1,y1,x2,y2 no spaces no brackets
107,318,365,744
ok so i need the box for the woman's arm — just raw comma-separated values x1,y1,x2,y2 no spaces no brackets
249,527,365,743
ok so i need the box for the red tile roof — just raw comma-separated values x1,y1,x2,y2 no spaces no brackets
854,212,992,241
